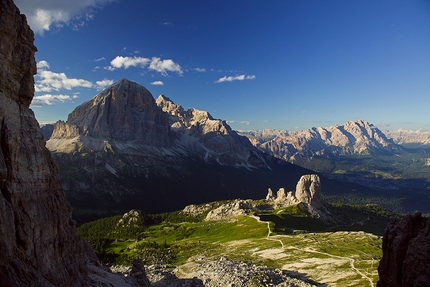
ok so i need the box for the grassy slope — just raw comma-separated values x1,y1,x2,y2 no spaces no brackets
78,202,393,286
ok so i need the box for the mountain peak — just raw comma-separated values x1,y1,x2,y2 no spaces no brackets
60,79,172,144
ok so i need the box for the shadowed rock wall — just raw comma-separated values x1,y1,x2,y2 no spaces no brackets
377,212,430,287
0,1,89,285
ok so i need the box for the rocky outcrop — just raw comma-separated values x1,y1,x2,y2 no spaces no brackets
295,174,321,208
0,1,147,286
241,120,401,162
204,200,251,221
377,212,430,287
267,174,322,209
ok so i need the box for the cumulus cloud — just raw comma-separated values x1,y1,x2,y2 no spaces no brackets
36,60,50,69
108,56,151,70
31,94,78,107
149,57,183,75
215,74,256,83
106,56,183,76
35,60,112,94
14,0,115,34
35,70,93,92
150,81,164,86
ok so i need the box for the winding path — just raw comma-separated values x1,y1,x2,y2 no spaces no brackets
250,215,375,287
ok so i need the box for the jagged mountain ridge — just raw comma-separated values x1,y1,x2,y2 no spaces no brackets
240,120,401,163
47,78,265,168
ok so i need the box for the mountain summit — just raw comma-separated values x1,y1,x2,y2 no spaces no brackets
48,78,263,167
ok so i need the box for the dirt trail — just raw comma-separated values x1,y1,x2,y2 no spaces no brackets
250,215,375,287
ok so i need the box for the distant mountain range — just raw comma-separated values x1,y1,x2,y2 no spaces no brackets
239,120,402,163
41,79,430,221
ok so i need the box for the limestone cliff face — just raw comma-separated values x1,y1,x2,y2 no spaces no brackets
377,212,430,287
0,0,89,285
68,79,172,145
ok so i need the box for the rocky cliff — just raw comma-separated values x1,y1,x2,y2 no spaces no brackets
0,1,148,286
377,212,430,287
241,120,401,162
0,0,90,285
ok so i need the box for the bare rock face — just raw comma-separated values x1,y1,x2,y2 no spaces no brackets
295,174,321,208
0,0,89,285
0,0,36,107
267,174,322,209
65,78,173,145
377,212,430,287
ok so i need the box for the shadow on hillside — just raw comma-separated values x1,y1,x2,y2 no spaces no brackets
283,270,329,286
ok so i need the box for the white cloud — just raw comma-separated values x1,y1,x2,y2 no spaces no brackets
96,78,114,90
149,57,183,76
36,70,93,92
150,81,164,86
226,120,250,125
36,60,50,69
35,60,110,93
215,74,256,83
94,57,106,62
194,68,207,72
106,56,183,76
31,94,78,106
14,0,115,34
109,56,151,69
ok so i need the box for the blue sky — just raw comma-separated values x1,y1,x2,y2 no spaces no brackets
15,0,430,131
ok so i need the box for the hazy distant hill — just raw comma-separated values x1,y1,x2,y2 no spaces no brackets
240,120,402,162
386,129,430,149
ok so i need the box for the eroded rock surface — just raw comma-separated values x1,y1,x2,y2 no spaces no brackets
267,174,322,209
377,212,430,287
